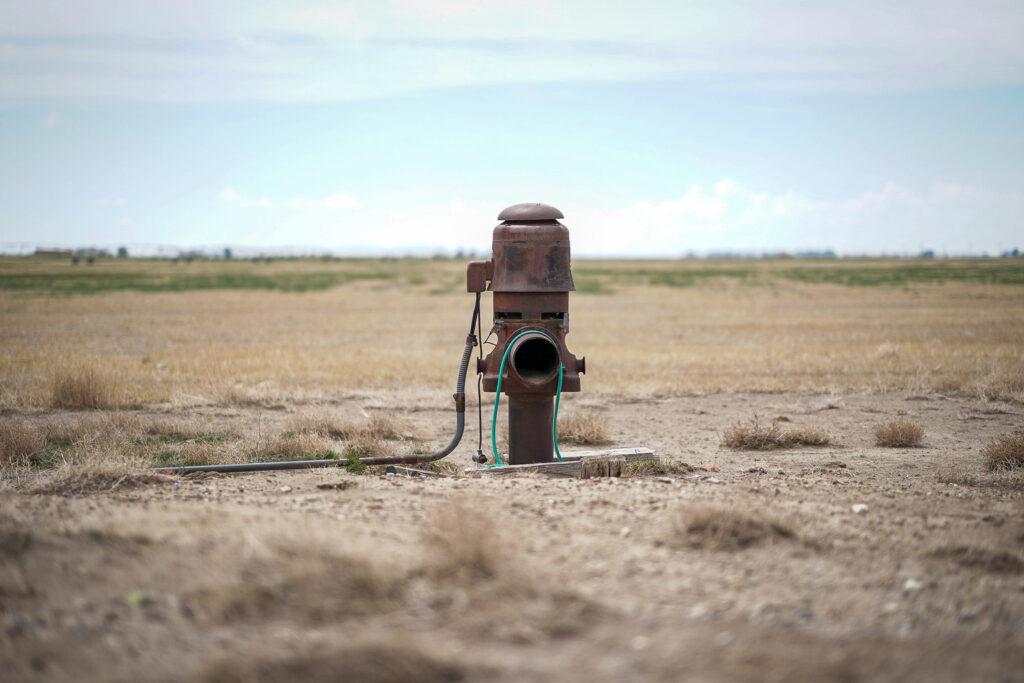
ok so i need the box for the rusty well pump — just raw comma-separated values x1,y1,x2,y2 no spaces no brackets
468,203,585,465
154,202,583,475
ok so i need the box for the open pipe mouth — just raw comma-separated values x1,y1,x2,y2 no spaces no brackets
511,333,560,385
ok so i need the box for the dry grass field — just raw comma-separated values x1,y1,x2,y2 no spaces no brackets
1,255,1023,682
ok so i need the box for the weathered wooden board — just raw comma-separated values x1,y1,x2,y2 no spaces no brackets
469,447,657,477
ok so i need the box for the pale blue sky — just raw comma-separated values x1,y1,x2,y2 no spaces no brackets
1,1,1022,255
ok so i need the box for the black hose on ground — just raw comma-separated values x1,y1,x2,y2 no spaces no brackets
153,295,481,475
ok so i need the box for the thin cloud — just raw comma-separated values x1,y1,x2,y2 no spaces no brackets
2,2,1022,102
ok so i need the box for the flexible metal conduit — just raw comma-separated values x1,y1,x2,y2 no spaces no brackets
153,296,480,475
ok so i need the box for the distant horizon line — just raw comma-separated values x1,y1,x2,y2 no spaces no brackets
2,241,1021,261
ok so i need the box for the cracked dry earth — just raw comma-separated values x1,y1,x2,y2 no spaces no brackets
2,392,1023,682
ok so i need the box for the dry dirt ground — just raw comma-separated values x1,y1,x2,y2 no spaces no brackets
3,391,1022,682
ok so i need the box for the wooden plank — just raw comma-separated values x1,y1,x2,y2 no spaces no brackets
560,447,656,462
469,447,657,477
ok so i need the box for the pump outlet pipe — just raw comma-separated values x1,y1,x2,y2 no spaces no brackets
153,295,480,475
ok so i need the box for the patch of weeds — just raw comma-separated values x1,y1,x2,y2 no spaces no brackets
30,450,65,471
0,420,74,470
153,450,178,467
874,418,924,447
983,431,1024,471
429,460,461,476
343,452,368,474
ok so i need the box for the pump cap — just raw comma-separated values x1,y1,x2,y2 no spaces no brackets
497,203,564,221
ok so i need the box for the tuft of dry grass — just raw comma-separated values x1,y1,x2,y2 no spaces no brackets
929,544,1024,574
50,366,125,409
668,504,795,550
286,412,415,442
783,427,832,447
364,414,412,440
874,418,924,447
558,412,611,445
284,412,356,440
139,417,232,443
936,461,979,486
175,442,226,467
982,431,1024,471
422,497,510,581
31,459,170,496
1,413,151,473
623,458,695,477
722,418,831,450
0,420,47,468
250,432,335,462
342,433,384,460
197,637,465,683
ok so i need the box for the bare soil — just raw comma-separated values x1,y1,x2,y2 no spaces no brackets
2,391,1023,682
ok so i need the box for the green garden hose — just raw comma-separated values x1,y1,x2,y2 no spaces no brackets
490,328,564,466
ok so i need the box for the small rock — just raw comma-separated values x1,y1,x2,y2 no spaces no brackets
903,577,924,593
619,526,631,537
705,477,723,484
278,485,292,493
851,504,868,514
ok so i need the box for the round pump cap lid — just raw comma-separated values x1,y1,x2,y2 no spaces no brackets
497,203,564,221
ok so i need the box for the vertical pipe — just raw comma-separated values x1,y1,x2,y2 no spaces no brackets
507,394,554,464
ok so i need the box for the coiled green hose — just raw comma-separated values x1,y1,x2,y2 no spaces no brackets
490,328,564,466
